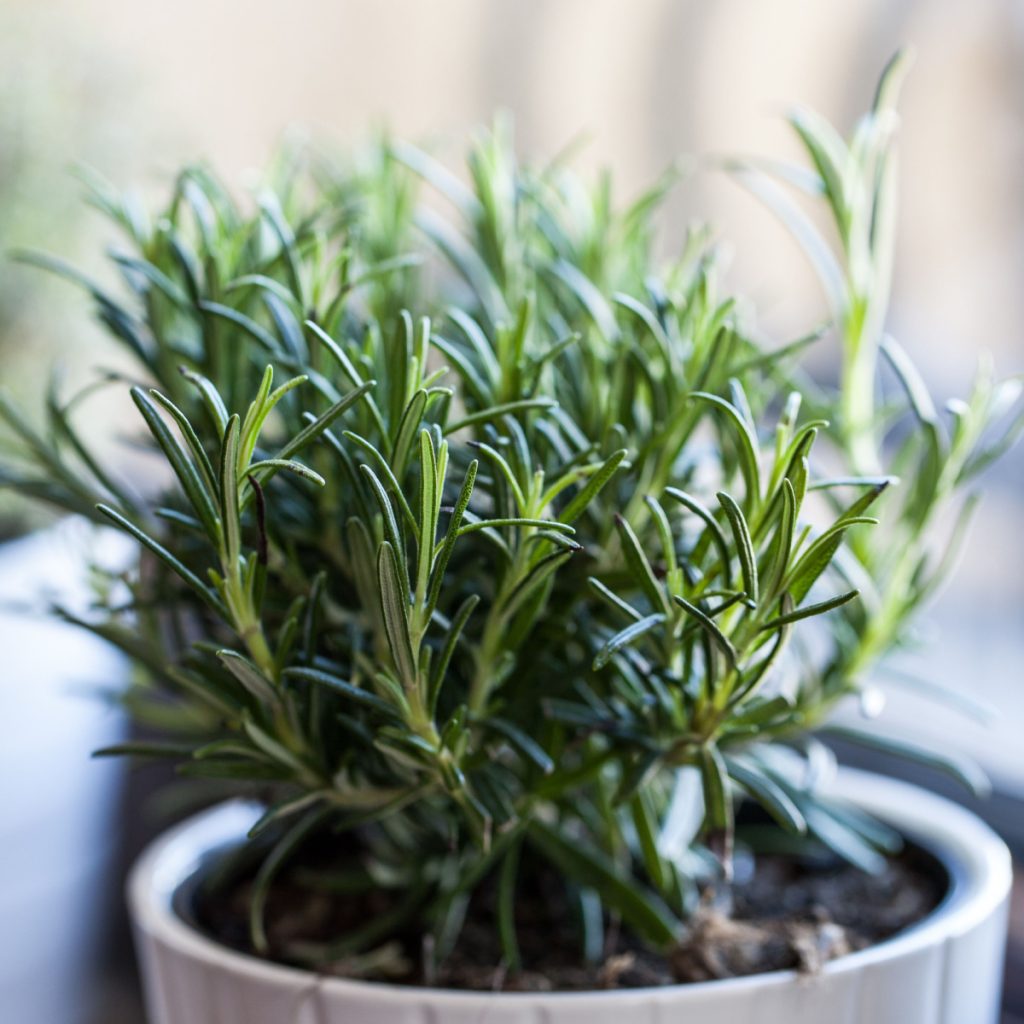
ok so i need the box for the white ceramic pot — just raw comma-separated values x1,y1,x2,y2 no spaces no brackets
130,769,1011,1024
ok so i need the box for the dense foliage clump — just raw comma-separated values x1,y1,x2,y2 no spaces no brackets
2,53,1020,973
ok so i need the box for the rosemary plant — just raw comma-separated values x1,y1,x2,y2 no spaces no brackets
2,55,1019,975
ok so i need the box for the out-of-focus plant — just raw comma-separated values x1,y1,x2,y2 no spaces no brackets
0,56,1019,976
730,51,1024,749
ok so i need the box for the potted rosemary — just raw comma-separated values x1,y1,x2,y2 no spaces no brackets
3,54,1018,1024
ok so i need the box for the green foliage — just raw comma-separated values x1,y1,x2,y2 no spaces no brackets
732,48,1024,707
2,56,1020,975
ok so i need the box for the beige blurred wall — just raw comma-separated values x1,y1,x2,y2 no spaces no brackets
14,0,1020,381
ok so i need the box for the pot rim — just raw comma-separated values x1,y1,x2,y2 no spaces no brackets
128,767,1011,1007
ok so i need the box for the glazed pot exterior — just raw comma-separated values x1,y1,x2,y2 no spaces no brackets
129,770,1011,1024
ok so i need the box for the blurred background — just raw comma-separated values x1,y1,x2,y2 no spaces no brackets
0,1,1021,1020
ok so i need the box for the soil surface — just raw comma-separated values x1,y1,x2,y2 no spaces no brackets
184,832,946,991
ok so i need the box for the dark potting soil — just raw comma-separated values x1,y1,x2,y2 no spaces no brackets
182,831,946,992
